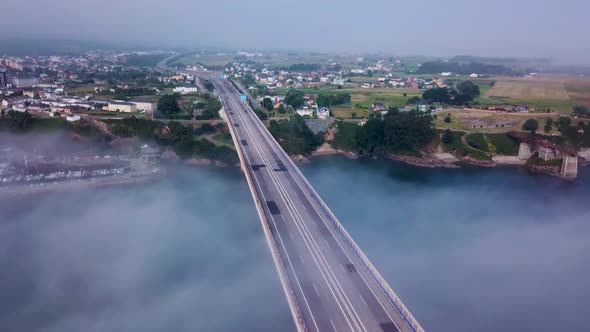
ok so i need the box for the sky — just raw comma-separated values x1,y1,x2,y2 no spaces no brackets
1,0,589,63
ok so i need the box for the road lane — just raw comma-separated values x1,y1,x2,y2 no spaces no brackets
211,74,420,332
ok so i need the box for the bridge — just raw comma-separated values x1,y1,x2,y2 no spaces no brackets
205,72,424,332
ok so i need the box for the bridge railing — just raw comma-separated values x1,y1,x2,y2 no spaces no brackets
246,102,425,332
226,77,424,332
218,89,309,332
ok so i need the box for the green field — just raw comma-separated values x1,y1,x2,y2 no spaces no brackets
465,133,519,155
443,131,491,160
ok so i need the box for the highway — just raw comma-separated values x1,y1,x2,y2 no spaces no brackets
204,72,423,332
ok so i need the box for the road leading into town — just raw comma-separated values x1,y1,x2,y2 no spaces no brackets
204,72,424,332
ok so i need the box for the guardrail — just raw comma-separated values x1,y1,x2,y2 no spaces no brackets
219,90,309,332
227,76,424,332
243,99,425,332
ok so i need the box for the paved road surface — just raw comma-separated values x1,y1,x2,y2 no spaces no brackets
208,73,420,332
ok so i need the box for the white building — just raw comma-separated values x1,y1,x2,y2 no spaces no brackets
108,101,137,113
296,108,313,117
173,86,199,95
470,73,479,78
132,101,156,113
318,107,330,119
66,114,81,122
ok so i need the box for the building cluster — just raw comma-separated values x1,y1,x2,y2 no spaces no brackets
0,50,206,119
256,94,330,119
224,59,447,93
0,93,156,119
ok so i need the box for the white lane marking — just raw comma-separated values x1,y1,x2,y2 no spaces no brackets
312,282,320,296
324,239,331,248
330,319,337,332
360,295,368,307
273,139,403,330
243,116,358,331
289,232,294,239
226,97,320,331
300,255,305,265
340,264,346,272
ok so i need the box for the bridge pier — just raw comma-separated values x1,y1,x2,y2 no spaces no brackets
560,155,578,179
518,142,532,160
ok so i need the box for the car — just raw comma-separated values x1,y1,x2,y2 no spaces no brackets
345,263,356,272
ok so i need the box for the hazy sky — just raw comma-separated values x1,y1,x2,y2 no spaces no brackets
1,0,589,62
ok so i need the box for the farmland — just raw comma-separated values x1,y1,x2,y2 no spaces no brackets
471,75,590,114
486,80,569,100
434,108,561,133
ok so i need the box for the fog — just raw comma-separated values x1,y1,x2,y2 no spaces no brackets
0,167,293,332
2,156,590,331
1,0,589,64
302,158,590,332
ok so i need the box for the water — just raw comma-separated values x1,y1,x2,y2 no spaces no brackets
1,160,589,332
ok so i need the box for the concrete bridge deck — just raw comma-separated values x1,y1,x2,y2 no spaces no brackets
206,72,424,332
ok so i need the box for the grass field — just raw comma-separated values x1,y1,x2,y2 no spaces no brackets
332,106,369,119
435,108,561,133
442,131,491,160
471,76,590,114
486,80,569,100
465,133,520,155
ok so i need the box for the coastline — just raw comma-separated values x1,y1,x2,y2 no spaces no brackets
304,142,587,180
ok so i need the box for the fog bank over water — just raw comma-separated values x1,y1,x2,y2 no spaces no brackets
302,158,590,332
0,167,293,332
1,160,590,332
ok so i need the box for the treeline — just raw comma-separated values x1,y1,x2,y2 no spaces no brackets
0,110,33,131
317,94,351,107
124,54,167,67
157,93,221,120
268,114,323,155
110,118,238,165
418,61,519,76
332,109,435,154
422,81,480,105
98,86,156,100
283,63,322,72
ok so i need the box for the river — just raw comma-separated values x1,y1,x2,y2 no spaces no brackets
0,159,589,332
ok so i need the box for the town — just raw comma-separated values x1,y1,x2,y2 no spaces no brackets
1,48,590,184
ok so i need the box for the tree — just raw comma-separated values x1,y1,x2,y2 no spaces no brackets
573,105,590,118
556,116,572,134
544,117,554,133
317,94,351,107
0,110,4,118
6,111,33,131
444,115,452,123
456,80,480,98
351,112,357,119
407,96,422,105
423,87,450,103
262,97,274,112
254,108,268,120
203,98,222,119
382,110,434,152
158,93,181,116
442,129,454,144
522,118,539,135
268,114,321,155
284,89,305,108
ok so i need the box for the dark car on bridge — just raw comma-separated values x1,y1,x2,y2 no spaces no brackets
346,263,357,272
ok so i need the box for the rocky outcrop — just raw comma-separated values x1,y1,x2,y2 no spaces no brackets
385,152,460,168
